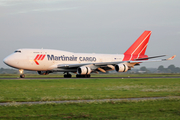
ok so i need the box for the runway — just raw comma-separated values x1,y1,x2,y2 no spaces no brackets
0,76,180,80
0,96,179,106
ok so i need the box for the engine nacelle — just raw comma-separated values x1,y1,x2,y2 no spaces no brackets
115,64,128,72
37,71,50,75
77,66,92,75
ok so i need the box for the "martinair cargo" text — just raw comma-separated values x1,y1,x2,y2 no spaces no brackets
47,55,96,62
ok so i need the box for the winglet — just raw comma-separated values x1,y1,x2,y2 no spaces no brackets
167,55,176,60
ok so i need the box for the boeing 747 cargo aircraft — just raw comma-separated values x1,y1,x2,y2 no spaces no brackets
3,31,176,78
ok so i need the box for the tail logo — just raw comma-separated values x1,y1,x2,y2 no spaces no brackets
34,54,46,65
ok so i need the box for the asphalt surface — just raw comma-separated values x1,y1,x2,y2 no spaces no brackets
0,96,179,106
1,76,180,80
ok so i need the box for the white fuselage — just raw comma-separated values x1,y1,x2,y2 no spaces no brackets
3,31,174,78
4,49,124,71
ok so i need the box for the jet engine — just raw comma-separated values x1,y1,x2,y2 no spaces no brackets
115,63,128,72
37,71,50,75
77,66,92,75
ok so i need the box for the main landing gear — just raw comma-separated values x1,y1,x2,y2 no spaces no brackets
76,74,91,78
19,69,25,78
63,72,91,78
64,72,72,78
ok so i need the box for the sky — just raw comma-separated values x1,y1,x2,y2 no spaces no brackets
0,0,179,69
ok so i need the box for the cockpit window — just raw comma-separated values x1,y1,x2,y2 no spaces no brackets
14,50,21,53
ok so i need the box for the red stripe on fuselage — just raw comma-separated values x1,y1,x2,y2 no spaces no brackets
34,54,40,60
41,55,46,60
37,55,43,60
34,54,46,65
34,60,39,65
34,54,40,65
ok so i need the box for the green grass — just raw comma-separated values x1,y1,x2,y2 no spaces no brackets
0,78,180,102
0,76,180,119
0,98,180,120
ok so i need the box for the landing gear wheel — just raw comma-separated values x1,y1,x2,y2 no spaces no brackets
63,72,72,78
76,74,91,78
20,74,25,78
87,74,91,78
64,74,72,78
76,74,81,78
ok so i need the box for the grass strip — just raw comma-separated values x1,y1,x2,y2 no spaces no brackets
0,78,180,102
0,98,179,120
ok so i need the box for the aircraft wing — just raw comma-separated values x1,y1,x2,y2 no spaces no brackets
129,55,176,63
57,63,92,68
57,55,176,69
57,62,123,68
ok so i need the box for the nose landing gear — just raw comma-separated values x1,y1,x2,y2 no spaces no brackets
19,69,25,78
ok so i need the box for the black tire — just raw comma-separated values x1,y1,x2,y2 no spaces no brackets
68,74,72,78
76,74,91,78
20,74,25,78
87,74,91,78
64,74,72,78
76,74,80,78
76,74,83,78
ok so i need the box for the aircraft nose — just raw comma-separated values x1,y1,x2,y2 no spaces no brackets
3,56,11,65
3,54,22,69
3,55,17,68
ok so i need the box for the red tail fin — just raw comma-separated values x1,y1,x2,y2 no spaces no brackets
124,31,151,55
123,31,151,61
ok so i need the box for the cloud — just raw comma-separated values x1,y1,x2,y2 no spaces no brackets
0,1,21,6
0,0,72,6
10,7,78,15
177,31,180,35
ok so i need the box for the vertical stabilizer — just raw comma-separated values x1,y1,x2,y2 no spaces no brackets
123,31,151,61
